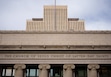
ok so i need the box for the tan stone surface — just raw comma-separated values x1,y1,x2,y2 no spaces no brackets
68,20,85,31
63,64,75,77
0,54,111,64
26,20,43,31
88,64,100,77
0,32,111,46
39,64,50,77
14,64,26,77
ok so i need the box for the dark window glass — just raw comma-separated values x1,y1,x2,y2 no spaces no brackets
26,65,38,77
1,65,14,77
78,70,85,77
75,65,87,77
0,67,2,77
99,65,111,77
50,65,63,77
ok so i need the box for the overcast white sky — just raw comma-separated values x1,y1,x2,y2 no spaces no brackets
0,0,111,30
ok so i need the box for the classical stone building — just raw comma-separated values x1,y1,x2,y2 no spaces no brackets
0,5,111,77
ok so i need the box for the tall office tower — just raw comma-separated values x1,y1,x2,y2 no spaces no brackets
44,6,68,31
26,6,85,31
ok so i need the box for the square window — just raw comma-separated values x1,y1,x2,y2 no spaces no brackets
6,69,12,76
30,69,36,76
78,70,84,77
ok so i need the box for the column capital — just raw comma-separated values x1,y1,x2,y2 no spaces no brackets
63,64,75,69
14,64,26,69
88,64,100,69
39,64,50,69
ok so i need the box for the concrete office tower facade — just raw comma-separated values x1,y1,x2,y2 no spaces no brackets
26,6,84,31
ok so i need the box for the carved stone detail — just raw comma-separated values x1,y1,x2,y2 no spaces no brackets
14,64,26,77
88,64,100,77
88,64,100,69
63,64,75,77
39,64,50,69
39,64,50,77
63,64,75,69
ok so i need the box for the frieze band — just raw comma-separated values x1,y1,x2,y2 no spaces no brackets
0,54,111,60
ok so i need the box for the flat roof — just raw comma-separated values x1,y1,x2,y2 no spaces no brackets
0,31,111,34
32,18,43,21
68,18,79,21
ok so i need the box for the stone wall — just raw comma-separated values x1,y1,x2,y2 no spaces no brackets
0,31,111,45
0,31,111,50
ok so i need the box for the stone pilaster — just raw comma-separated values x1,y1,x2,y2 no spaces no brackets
14,64,26,77
63,64,75,77
39,64,50,77
88,64,100,77
63,69,66,77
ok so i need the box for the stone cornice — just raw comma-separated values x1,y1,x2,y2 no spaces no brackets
0,45,111,50
0,50,111,54
0,31,111,34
